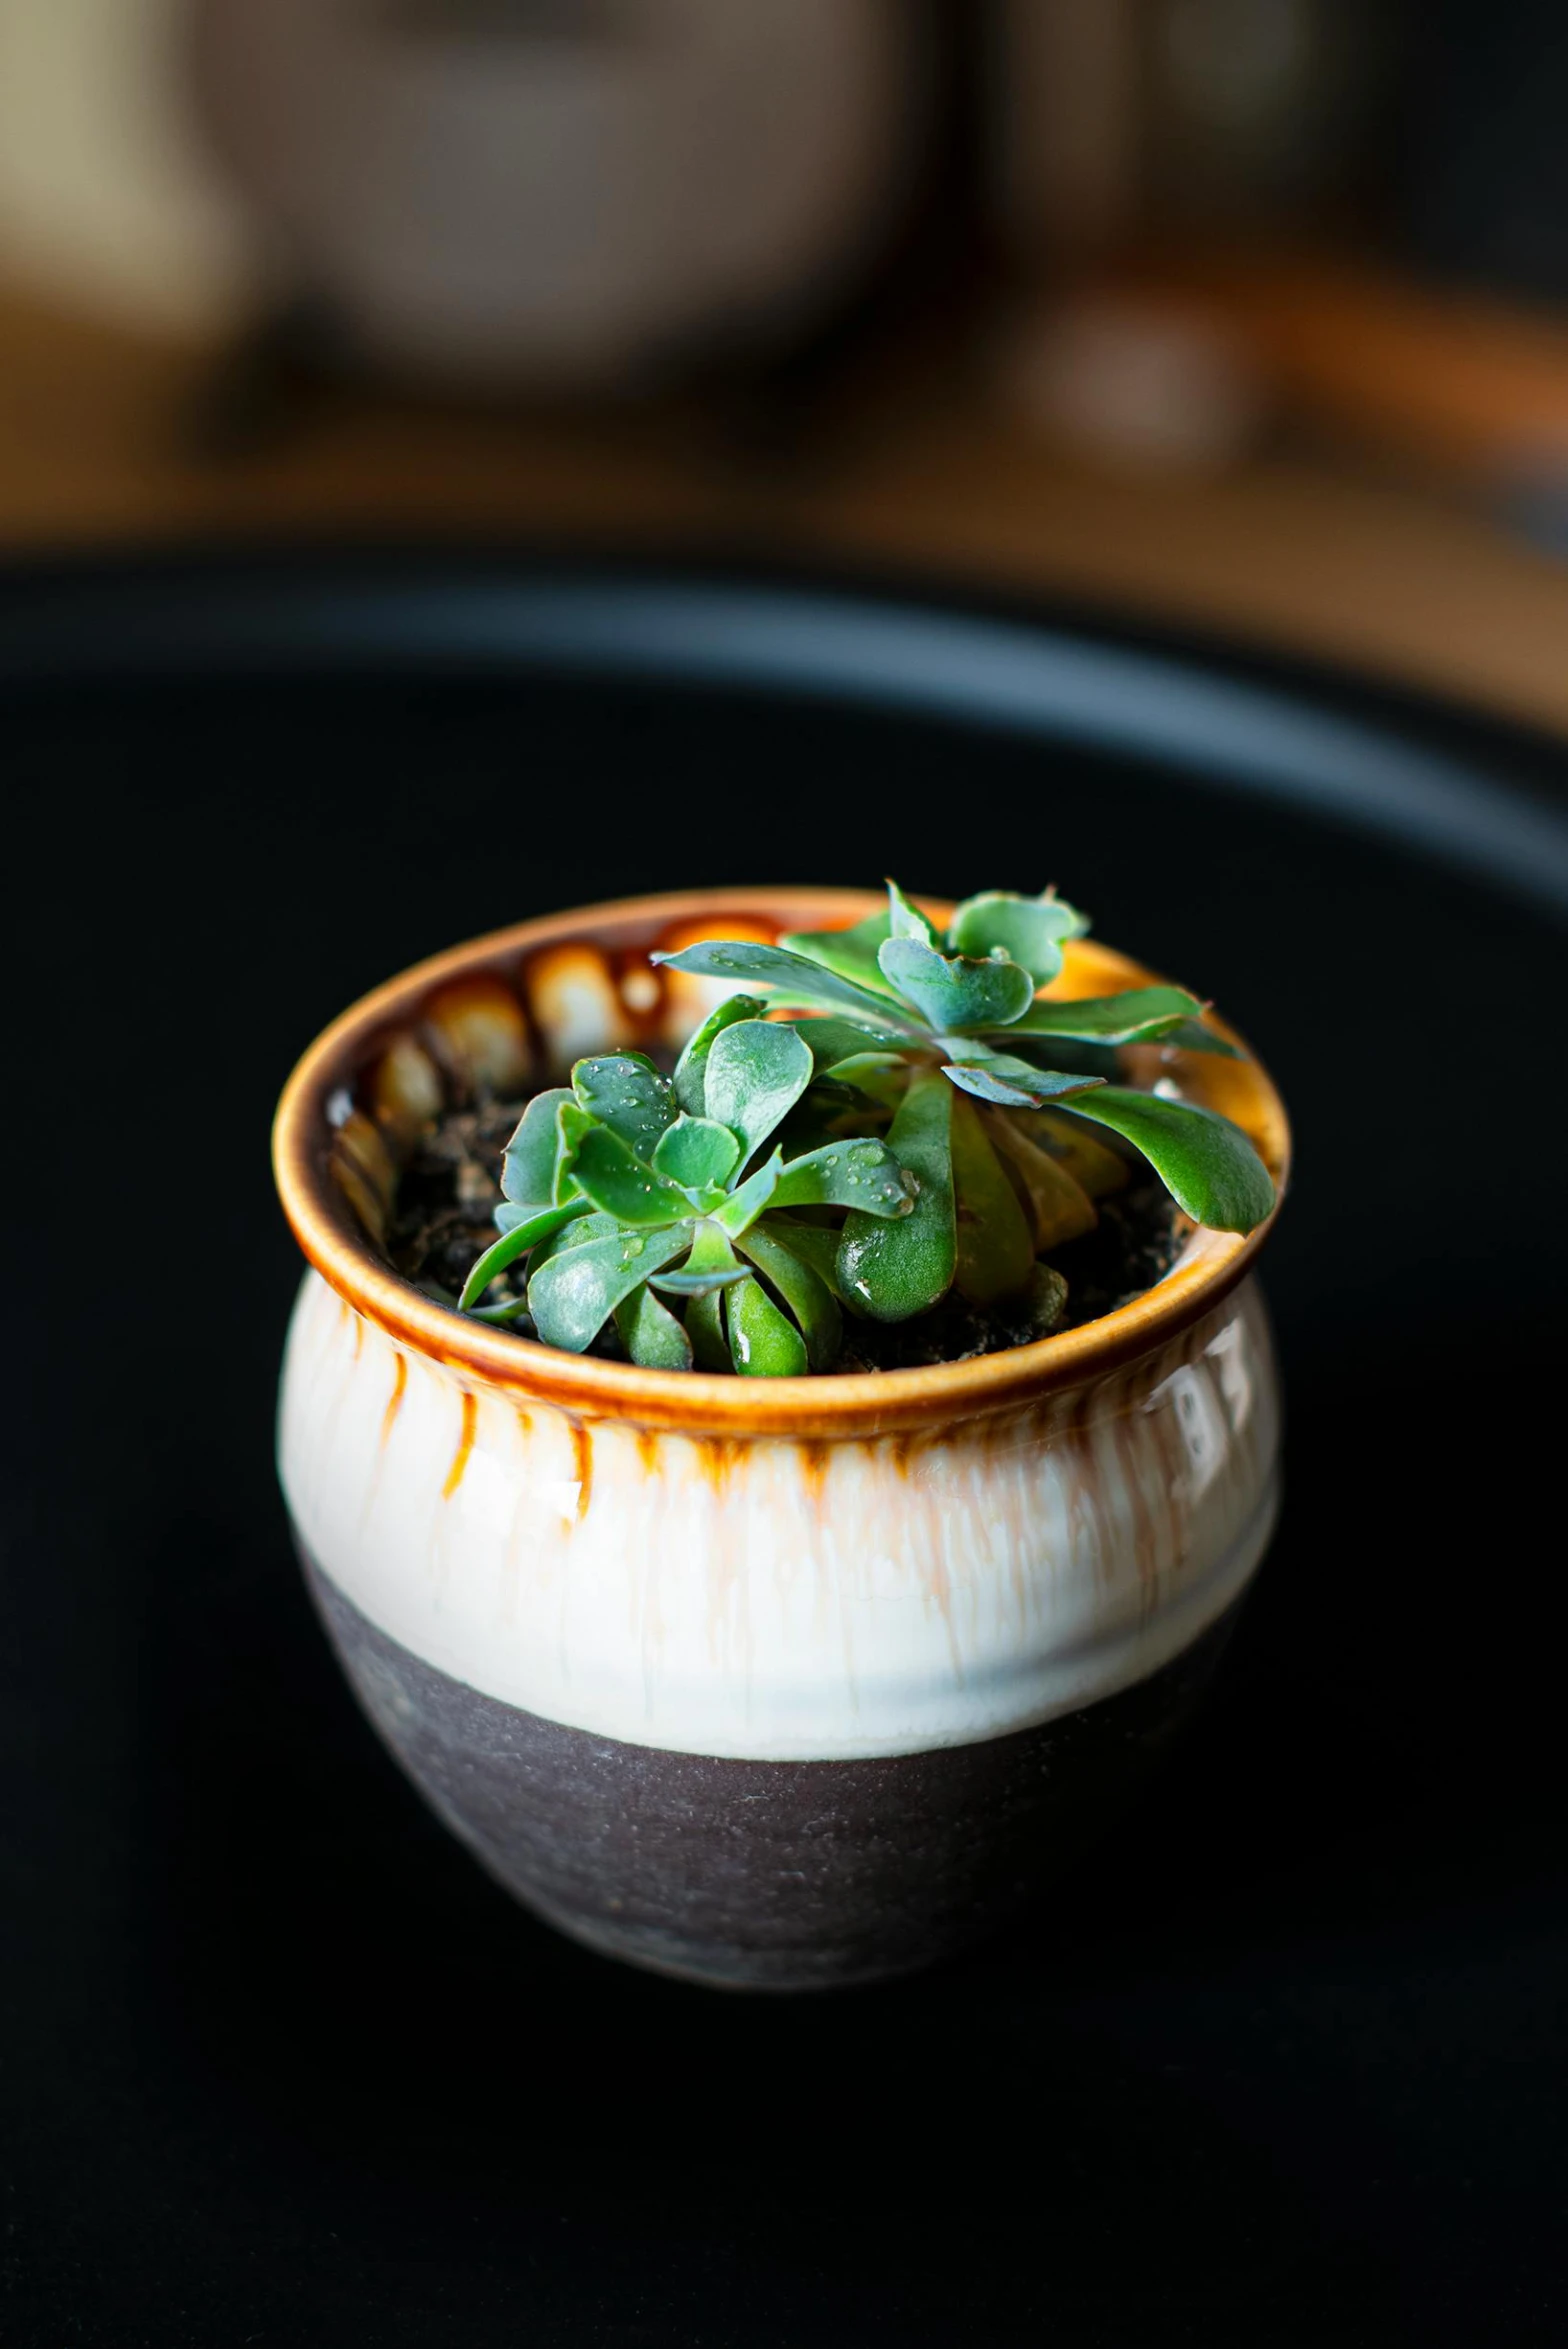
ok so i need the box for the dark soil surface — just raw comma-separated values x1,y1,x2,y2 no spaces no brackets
386,1096,1183,1373
386,1096,523,1298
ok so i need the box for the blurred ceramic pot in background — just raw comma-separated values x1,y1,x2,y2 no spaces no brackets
190,0,930,388
272,889,1289,1990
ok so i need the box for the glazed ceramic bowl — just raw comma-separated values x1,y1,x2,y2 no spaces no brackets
273,889,1290,1989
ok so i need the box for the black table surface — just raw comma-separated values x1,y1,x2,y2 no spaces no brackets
4,552,1566,2348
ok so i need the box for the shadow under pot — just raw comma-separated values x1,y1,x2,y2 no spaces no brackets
272,887,1289,1990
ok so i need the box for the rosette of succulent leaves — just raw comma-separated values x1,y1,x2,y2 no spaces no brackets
456,1011,915,1376
458,883,1275,1376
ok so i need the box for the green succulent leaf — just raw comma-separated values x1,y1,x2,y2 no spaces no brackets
1025,1108,1132,1198
818,1051,909,1107
672,993,766,1116
562,1120,696,1227
613,1281,694,1372
757,1216,865,1315
710,1148,783,1237
1059,1086,1276,1233
886,878,939,944
525,1209,618,1283
648,1262,750,1299
1003,989,1240,1060
777,908,896,997
939,1062,1036,1109
769,1137,912,1218
458,1198,594,1310
571,1052,676,1159
650,1114,741,1194
727,1274,809,1378
681,1222,741,1368
986,1113,1099,1249
783,1014,913,1067
878,936,1036,1033
736,1223,842,1372
949,1089,1035,1305
1000,1036,1123,1083
946,890,1089,986
653,939,913,1026
1147,1018,1243,1060
527,1208,620,1269
702,1019,815,1162
465,1294,535,1328
943,1053,1104,1109
500,1087,575,1208
1023,1261,1070,1337
553,1098,595,1195
527,1225,692,1353
837,1068,956,1322
1006,987,1203,1044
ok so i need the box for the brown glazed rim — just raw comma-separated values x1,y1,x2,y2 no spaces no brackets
273,888,1291,1437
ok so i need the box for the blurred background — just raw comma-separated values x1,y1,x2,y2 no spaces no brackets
5,0,1568,724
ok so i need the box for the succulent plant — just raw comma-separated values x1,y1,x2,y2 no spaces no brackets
651,883,1276,1329
458,883,1276,1373
457,1013,914,1374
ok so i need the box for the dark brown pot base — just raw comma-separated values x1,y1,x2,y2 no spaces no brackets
301,1549,1239,1990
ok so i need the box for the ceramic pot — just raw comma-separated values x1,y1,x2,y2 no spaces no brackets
273,888,1289,1989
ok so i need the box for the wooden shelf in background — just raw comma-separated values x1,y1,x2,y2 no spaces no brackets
5,281,1568,738
1122,248,1568,474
